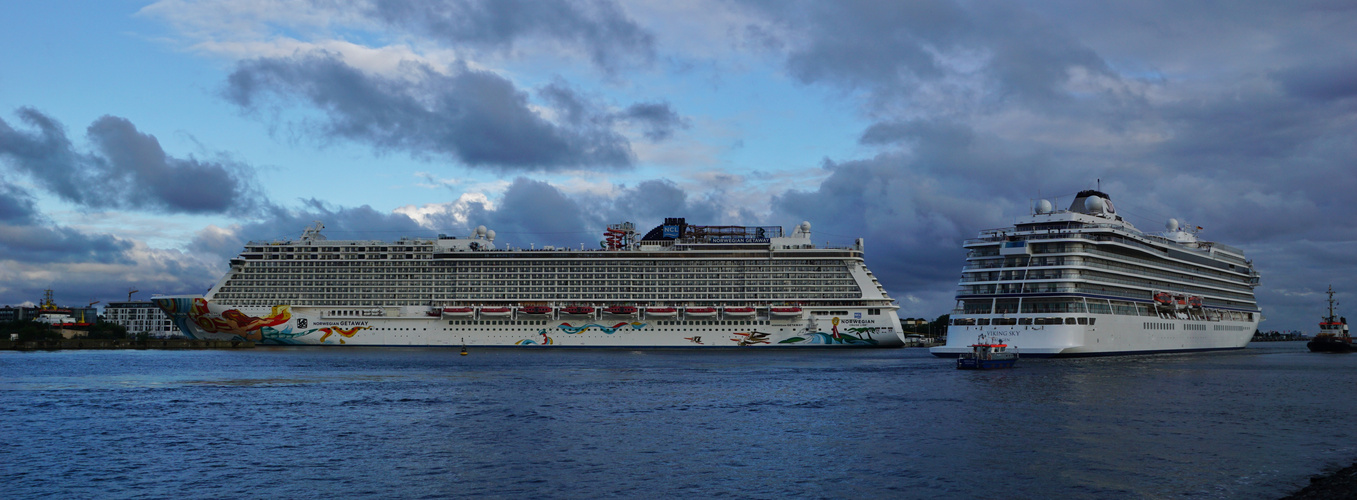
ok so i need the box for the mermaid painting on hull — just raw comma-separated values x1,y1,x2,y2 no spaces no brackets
777,316,879,345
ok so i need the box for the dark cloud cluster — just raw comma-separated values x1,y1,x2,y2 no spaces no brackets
0,183,131,265
225,52,683,171
367,0,655,74
0,108,259,215
741,0,1111,109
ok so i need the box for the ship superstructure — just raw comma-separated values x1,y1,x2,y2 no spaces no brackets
931,190,1261,357
155,218,904,347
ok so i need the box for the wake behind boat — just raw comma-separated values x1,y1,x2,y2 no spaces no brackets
155,218,904,347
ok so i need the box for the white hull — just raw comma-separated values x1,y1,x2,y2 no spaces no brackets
930,313,1257,357
154,296,905,347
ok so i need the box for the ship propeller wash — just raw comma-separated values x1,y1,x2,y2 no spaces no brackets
932,190,1262,357
155,218,904,347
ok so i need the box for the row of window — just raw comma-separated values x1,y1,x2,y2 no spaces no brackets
954,317,1097,326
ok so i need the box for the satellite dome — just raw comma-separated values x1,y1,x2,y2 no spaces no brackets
1035,199,1052,214
1084,195,1105,213
1166,218,1180,231
801,221,811,232
476,225,487,237
486,229,496,241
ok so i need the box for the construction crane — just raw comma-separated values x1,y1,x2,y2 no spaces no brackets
127,287,139,301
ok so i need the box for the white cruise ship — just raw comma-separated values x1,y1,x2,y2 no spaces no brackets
931,190,1261,357
154,218,904,347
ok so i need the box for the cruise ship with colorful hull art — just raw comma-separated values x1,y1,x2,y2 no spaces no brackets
155,218,904,347
931,190,1262,357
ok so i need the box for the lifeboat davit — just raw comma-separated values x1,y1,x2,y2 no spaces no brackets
442,307,475,318
769,306,803,317
604,305,637,316
684,307,717,318
643,307,677,317
479,307,512,318
1173,294,1188,310
723,306,756,317
520,305,553,315
562,305,595,315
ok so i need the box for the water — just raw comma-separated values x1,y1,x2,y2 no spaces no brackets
2,342,1354,499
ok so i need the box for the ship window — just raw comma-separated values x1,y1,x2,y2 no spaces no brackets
977,319,991,326
1077,317,1088,325
1065,318,1077,325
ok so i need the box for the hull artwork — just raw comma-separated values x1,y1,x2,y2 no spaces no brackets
154,298,902,347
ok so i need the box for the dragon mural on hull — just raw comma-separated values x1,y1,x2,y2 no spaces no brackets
154,298,369,344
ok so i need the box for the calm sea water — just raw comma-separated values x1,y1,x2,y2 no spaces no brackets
3,342,1354,499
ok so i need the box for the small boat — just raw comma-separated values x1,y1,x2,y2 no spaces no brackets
644,307,677,317
479,307,512,317
1173,294,1188,310
957,338,1018,369
425,308,442,317
562,305,595,315
1188,296,1203,309
684,307,717,318
442,307,475,318
604,305,637,316
520,305,553,315
1308,286,1352,353
723,306,756,317
769,306,803,316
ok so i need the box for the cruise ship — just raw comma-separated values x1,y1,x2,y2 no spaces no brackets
154,218,904,347
931,190,1261,357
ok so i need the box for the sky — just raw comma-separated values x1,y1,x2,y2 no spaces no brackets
1,0,1354,331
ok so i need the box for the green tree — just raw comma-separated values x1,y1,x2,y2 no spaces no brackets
85,321,129,340
0,320,63,341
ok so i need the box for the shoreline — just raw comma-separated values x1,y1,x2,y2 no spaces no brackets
1282,462,1357,499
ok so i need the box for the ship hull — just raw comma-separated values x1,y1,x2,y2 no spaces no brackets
930,312,1257,358
154,296,905,348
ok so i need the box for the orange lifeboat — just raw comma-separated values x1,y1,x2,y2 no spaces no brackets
520,305,553,315
562,305,595,315
684,307,717,318
723,306,756,317
643,307,677,317
479,307,512,317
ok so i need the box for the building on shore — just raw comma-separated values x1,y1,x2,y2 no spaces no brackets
104,301,181,338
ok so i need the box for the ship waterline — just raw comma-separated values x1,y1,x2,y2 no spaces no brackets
156,218,904,347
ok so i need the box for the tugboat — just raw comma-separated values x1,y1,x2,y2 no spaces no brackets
957,335,1019,369
1307,285,1352,353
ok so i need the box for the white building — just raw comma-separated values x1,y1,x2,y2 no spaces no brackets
104,301,181,338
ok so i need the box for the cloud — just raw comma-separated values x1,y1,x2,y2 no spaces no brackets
223,51,684,171
0,108,261,215
1274,60,1357,102
741,0,1112,111
367,0,656,74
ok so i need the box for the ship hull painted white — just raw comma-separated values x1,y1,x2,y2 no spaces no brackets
155,296,905,347
930,313,1257,357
